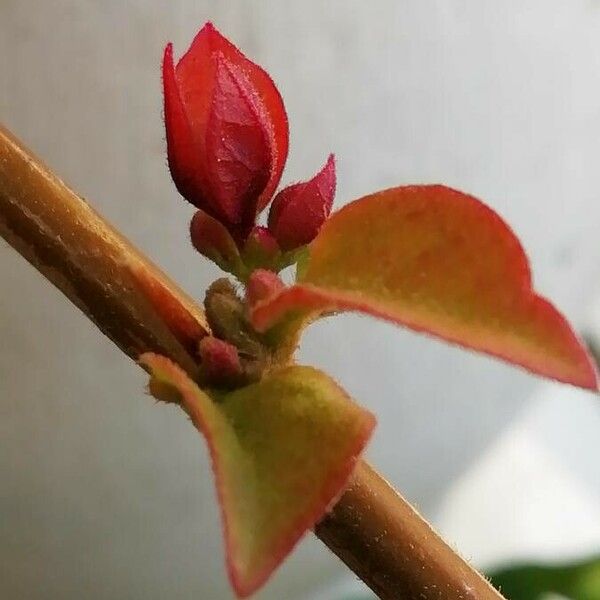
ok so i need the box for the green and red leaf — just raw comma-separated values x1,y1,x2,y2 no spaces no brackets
139,353,375,597
251,185,598,390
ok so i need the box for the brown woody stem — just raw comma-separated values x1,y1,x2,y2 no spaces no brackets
0,124,505,600
316,461,504,599
0,125,206,376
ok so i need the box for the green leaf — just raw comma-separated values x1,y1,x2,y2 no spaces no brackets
251,186,598,390
139,353,375,598
489,555,600,600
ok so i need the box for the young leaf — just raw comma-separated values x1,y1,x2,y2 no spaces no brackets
139,353,375,598
251,185,598,390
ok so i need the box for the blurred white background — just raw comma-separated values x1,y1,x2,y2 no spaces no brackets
1,1,599,598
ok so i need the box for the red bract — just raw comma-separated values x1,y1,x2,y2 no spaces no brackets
268,154,336,250
163,23,289,238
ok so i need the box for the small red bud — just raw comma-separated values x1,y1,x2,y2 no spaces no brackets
190,209,241,272
242,226,280,270
246,269,285,306
268,154,336,251
198,336,242,385
246,226,279,255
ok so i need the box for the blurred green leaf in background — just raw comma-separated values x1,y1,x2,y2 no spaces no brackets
489,555,600,600
342,555,600,600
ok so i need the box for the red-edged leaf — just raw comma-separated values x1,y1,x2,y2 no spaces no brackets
268,154,336,250
140,353,375,597
175,23,288,216
252,185,598,390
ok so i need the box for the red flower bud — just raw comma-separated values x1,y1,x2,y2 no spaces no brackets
163,23,289,236
268,154,336,251
246,269,285,306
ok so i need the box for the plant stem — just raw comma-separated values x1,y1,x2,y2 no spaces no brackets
315,461,504,599
0,123,505,600
0,124,205,376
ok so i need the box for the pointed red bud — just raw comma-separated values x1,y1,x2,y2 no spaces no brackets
246,269,285,306
268,154,336,251
198,336,243,386
163,23,289,236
